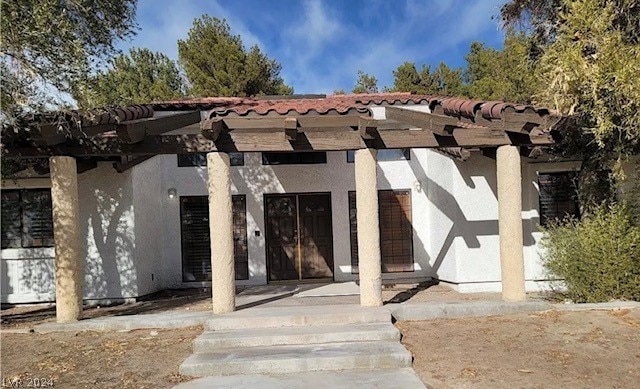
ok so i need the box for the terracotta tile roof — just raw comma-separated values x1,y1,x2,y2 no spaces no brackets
35,105,154,127
151,93,553,121
151,93,430,117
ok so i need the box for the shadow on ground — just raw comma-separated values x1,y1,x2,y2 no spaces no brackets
384,280,440,304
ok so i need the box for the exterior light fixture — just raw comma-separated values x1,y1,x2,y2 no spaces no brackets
414,181,422,193
168,188,177,199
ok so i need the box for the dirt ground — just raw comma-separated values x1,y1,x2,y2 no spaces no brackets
1,299,638,388
0,327,200,388
397,309,640,389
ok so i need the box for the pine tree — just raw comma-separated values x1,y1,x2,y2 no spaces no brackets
178,15,292,97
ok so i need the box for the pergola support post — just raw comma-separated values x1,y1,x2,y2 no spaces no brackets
207,152,235,314
496,145,526,301
355,149,383,307
50,156,83,323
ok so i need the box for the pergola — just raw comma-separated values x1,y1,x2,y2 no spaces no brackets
1,94,565,322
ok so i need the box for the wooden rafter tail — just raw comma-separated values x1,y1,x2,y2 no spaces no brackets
358,116,378,140
201,119,226,141
473,108,498,127
284,117,298,141
385,106,459,135
501,107,548,134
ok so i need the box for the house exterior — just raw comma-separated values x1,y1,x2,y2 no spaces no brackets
1,93,580,306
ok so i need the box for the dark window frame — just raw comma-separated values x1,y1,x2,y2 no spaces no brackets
1,189,55,249
179,195,249,282
177,152,244,167
538,171,580,226
346,149,411,163
348,189,414,274
262,152,327,165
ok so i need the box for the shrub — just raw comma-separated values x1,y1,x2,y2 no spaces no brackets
541,203,640,303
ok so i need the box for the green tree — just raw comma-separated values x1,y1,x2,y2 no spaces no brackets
352,70,379,94
390,62,466,96
178,15,292,97
391,62,424,93
1,0,138,118
464,34,537,103
533,0,640,152
501,0,640,151
431,62,467,97
73,48,187,108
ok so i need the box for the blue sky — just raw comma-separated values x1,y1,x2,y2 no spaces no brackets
119,0,507,94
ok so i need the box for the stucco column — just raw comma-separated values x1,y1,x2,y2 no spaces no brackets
355,149,383,307
207,152,235,314
49,156,83,323
496,145,526,301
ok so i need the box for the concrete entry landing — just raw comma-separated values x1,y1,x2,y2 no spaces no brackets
177,304,426,388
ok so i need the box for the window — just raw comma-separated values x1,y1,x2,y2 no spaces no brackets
1,189,55,249
180,195,249,282
538,172,580,226
349,190,414,273
177,152,244,167
262,152,327,165
346,149,411,163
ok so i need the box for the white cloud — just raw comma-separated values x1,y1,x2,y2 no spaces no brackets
294,0,342,52
120,0,265,61
118,0,506,95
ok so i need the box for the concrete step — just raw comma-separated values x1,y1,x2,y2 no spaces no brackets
204,304,391,331
179,340,412,377
174,368,427,389
194,323,400,351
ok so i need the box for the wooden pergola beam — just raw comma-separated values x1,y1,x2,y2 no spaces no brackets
385,106,459,135
28,111,202,146
116,111,201,143
5,123,553,158
4,105,565,159
5,134,217,157
451,128,511,147
375,129,439,148
31,124,68,147
219,115,365,130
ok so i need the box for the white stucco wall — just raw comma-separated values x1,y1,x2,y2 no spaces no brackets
1,161,166,303
79,163,137,300
131,157,164,296
159,149,437,289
